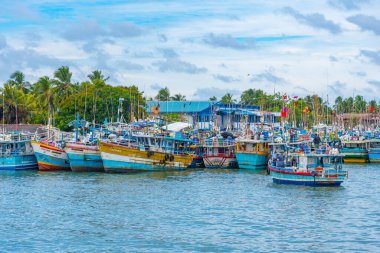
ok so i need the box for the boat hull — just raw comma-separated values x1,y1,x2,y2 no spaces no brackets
340,148,368,163
99,142,194,173
31,140,71,171
368,149,380,163
66,143,103,172
189,156,205,168
235,152,268,170
341,152,368,163
0,154,38,170
203,155,238,169
269,166,346,187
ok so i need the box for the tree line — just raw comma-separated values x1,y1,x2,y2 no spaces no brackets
2,73,377,130
1,67,145,131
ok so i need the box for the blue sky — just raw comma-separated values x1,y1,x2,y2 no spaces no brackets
0,0,380,101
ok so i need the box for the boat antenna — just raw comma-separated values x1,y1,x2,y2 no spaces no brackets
84,82,87,121
2,90,4,134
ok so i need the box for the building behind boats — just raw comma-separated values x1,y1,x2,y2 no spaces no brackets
146,101,281,130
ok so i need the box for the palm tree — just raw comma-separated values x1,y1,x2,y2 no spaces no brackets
209,96,217,102
354,95,366,113
155,87,170,101
334,96,343,114
220,93,236,104
171,93,186,101
88,70,109,83
33,76,56,120
7,71,31,92
2,84,36,124
54,66,74,101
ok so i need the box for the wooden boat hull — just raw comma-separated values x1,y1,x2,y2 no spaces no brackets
341,152,368,163
31,140,71,171
203,155,238,168
269,166,347,187
340,148,369,163
0,154,38,170
99,141,194,173
235,152,268,170
368,149,380,163
66,143,104,172
189,156,205,168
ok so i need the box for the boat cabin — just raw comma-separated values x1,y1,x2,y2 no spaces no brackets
0,141,33,157
342,141,368,150
290,154,343,172
203,138,235,157
236,140,268,153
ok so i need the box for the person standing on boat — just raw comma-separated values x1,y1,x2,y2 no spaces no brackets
313,134,321,149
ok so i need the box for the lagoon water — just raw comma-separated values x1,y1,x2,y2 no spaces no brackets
0,165,379,252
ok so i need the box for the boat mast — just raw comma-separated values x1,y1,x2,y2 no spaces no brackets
2,91,4,135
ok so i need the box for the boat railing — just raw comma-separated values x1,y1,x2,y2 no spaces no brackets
0,150,34,157
315,168,348,178
202,139,235,147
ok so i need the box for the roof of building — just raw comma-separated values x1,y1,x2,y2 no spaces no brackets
146,101,215,113
2,124,43,133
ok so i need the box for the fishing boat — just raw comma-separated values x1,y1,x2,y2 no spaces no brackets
235,138,269,170
64,115,104,172
0,132,38,170
65,142,103,172
99,133,194,173
31,127,71,171
202,137,238,169
368,139,380,163
269,148,348,186
340,140,369,163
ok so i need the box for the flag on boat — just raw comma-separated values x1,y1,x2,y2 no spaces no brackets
151,102,160,115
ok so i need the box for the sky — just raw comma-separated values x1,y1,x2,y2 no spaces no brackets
0,0,380,102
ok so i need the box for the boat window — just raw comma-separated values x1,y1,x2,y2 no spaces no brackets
323,157,330,166
299,156,307,168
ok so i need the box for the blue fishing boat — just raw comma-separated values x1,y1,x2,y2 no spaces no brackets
340,140,369,163
0,132,38,170
65,142,103,172
368,139,380,163
269,148,348,187
235,139,269,170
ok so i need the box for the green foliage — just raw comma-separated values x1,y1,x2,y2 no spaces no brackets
0,67,146,130
171,93,186,101
209,96,217,102
220,93,236,104
155,87,170,101
55,82,145,131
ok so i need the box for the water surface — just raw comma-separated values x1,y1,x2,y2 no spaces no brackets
0,165,379,252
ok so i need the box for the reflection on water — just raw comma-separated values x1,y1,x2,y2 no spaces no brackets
0,164,379,252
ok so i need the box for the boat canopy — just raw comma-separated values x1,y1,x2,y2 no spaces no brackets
162,122,192,132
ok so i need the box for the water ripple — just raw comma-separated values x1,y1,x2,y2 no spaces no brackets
0,165,380,252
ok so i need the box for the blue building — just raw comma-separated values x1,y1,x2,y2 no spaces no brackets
146,101,281,130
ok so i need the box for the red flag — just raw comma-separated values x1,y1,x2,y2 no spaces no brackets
281,111,287,118
153,102,160,115
370,106,374,113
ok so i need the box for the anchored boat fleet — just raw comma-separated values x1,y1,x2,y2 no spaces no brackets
8,116,375,187
9,99,380,186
